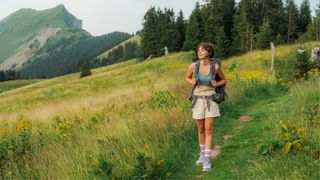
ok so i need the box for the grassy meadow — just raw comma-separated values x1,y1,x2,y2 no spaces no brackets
0,42,319,179
0,79,42,92
96,35,141,60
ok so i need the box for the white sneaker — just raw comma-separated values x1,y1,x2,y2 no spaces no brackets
202,157,212,172
195,153,205,166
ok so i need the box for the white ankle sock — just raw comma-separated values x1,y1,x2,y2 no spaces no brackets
204,149,211,158
200,144,205,154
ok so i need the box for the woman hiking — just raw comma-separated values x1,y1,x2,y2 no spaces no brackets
185,42,226,172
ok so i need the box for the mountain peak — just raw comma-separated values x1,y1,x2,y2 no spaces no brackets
0,5,83,65
59,5,82,30
55,4,66,9
1,4,82,30
47,4,82,29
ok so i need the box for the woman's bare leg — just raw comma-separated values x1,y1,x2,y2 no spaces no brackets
196,119,205,145
195,119,206,165
204,117,215,150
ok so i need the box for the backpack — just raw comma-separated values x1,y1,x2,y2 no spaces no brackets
189,58,227,103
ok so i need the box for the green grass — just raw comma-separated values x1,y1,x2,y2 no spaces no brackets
0,5,77,63
0,79,42,92
173,77,320,179
0,42,319,178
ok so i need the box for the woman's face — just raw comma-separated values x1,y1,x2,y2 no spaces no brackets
198,46,209,60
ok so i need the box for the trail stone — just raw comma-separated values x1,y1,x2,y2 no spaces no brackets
238,115,253,122
222,134,232,143
234,125,243,129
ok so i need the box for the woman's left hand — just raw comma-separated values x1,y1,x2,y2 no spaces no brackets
211,80,219,87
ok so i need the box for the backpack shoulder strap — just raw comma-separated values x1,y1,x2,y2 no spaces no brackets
210,58,222,80
211,58,221,67
194,60,200,79
210,59,216,80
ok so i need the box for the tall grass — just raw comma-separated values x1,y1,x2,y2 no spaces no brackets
0,88,198,178
0,42,318,178
240,77,320,179
0,79,42,92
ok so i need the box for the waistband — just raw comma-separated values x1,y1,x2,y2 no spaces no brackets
194,89,215,95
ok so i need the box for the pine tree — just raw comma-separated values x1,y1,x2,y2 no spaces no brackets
214,26,230,58
298,0,312,33
256,19,272,49
223,0,236,41
293,50,311,80
176,10,186,51
0,71,5,81
157,8,165,53
305,3,320,41
285,0,299,44
183,2,204,51
231,6,251,54
141,7,160,58
257,0,286,42
79,60,92,78
159,8,180,53
202,0,234,57
124,42,138,60
201,4,214,43
275,33,284,45
231,0,258,54
141,7,180,57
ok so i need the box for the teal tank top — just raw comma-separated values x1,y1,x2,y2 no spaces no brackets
197,68,212,86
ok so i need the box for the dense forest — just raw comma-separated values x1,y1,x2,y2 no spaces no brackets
1,0,319,81
19,31,131,79
0,69,19,81
140,0,319,59
90,41,139,68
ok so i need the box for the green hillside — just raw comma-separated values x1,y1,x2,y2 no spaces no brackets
0,79,42,92
0,5,132,79
19,30,131,78
95,35,141,60
0,4,81,64
0,42,318,178
89,35,140,68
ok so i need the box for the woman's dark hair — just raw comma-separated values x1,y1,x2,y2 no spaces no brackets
197,42,215,58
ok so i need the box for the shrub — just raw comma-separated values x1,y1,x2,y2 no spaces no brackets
93,154,113,179
293,49,312,80
80,68,92,78
86,112,106,130
275,48,312,85
257,123,307,155
53,116,74,140
79,60,92,78
277,123,305,153
15,118,33,156
130,153,167,179
0,118,33,173
147,91,177,110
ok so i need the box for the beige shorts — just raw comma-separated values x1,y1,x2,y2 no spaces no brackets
192,89,221,119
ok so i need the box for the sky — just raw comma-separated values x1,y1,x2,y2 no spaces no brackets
0,0,318,36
